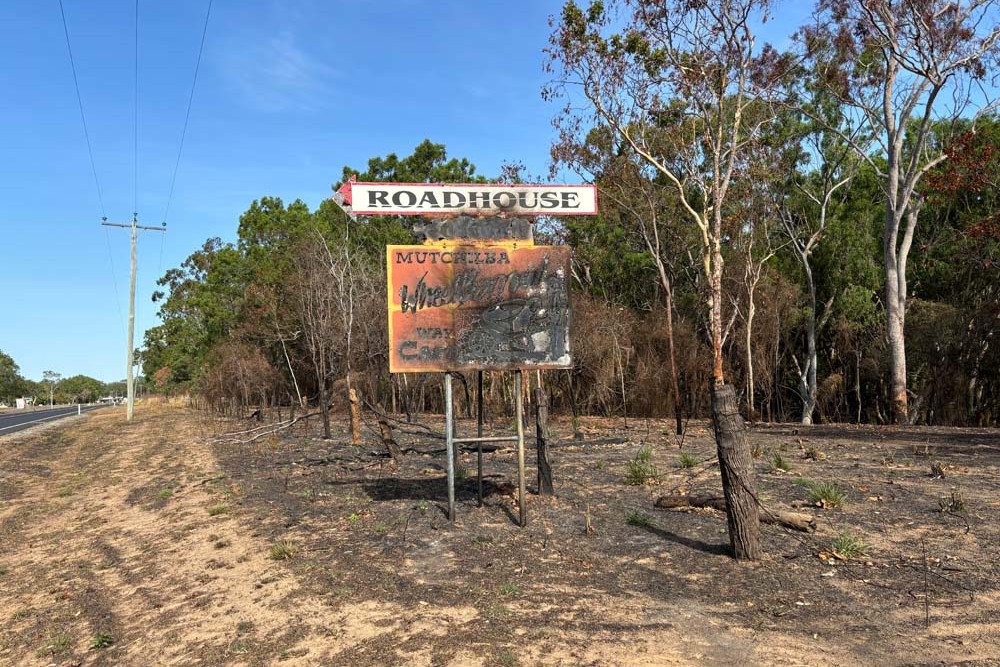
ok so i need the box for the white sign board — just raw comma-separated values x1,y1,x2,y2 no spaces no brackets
335,180,598,217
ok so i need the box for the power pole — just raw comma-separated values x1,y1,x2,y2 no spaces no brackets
102,214,165,421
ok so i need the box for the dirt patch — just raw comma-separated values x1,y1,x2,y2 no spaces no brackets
1,403,999,665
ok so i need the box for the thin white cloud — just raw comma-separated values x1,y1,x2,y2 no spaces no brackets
220,29,336,112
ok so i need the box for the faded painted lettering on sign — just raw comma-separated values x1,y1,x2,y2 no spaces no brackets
387,243,572,373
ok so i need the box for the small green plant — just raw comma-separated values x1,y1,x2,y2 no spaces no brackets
297,488,317,500
0,565,7,576
373,522,389,534
939,491,966,513
11,608,31,621
158,488,173,500
416,500,429,511
497,650,518,667
499,583,520,596
594,460,605,470
832,532,870,560
90,632,114,649
624,447,659,485
678,451,697,469
56,487,74,497
207,503,230,516
792,477,813,488
768,451,792,473
348,513,361,523
38,634,72,656
626,509,653,527
455,466,469,480
808,482,846,508
269,540,297,560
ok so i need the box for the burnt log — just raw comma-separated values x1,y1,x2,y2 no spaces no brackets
655,493,816,533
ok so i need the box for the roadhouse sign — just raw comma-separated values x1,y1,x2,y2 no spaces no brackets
338,180,597,217
387,242,572,373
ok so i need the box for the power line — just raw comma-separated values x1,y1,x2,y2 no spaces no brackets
162,0,214,226
57,0,105,219
58,0,126,338
133,0,139,215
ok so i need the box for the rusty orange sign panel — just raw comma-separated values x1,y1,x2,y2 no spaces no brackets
387,243,572,373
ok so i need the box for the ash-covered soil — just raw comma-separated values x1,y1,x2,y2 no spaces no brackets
1,401,998,666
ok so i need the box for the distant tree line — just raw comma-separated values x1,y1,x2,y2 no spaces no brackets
0,350,127,405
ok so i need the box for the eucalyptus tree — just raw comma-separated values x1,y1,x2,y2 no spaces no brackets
546,0,796,560
799,0,1000,424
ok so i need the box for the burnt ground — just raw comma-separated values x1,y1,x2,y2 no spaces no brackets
1,401,998,666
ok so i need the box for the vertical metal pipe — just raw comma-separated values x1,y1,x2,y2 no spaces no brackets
445,372,455,522
515,370,526,527
477,370,484,507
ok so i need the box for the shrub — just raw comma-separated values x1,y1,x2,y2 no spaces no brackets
832,532,869,560
809,482,846,508
626,509,653,527
768,451,792,473
269,540,297,560
678,451,697,469
624,448,659,485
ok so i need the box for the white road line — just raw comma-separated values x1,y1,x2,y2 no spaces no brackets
0,408,94,433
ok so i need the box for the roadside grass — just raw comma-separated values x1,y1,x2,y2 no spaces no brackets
269,540,297,560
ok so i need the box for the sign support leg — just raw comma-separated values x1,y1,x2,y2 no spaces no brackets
477,370,484,507
515,370,526,527
445,372,455,522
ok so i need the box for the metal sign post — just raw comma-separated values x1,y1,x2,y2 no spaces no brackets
444,369,527,526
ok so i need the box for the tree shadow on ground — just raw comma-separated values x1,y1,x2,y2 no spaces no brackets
639,523,731,557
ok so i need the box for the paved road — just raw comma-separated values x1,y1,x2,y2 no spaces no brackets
0,405,109,436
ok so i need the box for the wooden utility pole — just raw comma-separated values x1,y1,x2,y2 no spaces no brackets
102,214,165,421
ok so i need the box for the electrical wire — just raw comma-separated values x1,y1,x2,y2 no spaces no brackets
57,0,105,219
161,0,213,227
133,0,139,216
59,0,126,340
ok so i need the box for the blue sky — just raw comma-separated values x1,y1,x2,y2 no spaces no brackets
0,0,809,383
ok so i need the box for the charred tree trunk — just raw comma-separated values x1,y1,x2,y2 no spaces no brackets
711,384,761,560
534,386,554,496
348,385,362,445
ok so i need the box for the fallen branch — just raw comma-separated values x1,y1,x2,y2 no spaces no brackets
361,398,444,440
214,411,322,445
654,493,817,532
